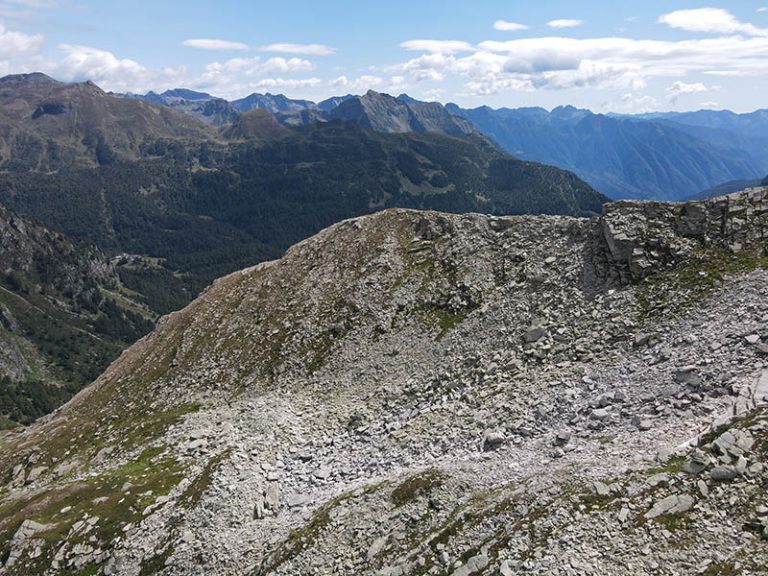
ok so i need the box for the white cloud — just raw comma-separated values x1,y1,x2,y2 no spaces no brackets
202,56,313,78
261,57,314,73
330,74,383,91
182,38,249,51
400,40,474,53
249,77,322,90
616,93,659,112
493,20,528,32
700,100,720,108
547,19,584,29
57,44,148,85
395,34,768,97
259,43,336,56
759,7,768,13
0,22,43,58
659,8,768,37
194,55,318,97
667,80,708,103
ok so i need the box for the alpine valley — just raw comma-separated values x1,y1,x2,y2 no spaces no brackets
0,71,767,576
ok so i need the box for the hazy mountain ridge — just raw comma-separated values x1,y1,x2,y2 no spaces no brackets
121,80,768,201
447,104,768,200
0,188,766,574
633,108,768,139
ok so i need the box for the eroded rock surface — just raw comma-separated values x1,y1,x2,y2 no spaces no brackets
0,189,767,575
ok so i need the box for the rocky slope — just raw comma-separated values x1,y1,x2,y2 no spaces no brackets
328,91,474,136
0,189,767,575
0,73,214,170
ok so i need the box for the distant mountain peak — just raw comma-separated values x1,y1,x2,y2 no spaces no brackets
231,92,316,114
160,88,214,102
0,72,59,86
330,91,475,136
396,93,425,105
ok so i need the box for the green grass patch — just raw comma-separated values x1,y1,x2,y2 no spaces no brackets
178,449,231,509
643,455,686,477
701,561,741,575
139,544,174,576
391,469,446,507
637,247,768,317
0,447,187,575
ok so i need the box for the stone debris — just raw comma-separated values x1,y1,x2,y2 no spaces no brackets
2,189,768,575
645,494,695,519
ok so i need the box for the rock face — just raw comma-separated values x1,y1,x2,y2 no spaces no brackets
0,189,767,575
601,187,768,282
329,90,475,136
0,73,212,170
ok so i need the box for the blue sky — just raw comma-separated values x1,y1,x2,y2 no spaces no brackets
2,0,768,112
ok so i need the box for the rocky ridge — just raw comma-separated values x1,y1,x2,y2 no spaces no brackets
0,189,767,574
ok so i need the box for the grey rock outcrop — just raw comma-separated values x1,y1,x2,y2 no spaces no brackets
1,188,768,575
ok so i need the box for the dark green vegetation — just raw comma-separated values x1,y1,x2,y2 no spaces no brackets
0,112,606,298
0,203,154,424
0,376,75,426
178,450,231,509
390,469,445,507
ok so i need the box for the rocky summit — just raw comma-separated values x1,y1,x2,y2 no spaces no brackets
1,188,768,575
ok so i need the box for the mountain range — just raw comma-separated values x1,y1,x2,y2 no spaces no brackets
0,71,767,575
0,73,605,422
127,85,768,202
447,104,768,200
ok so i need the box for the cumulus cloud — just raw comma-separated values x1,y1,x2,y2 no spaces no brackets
54,44,164,92
182,38,249,51
759,7,768,13
547,19,584,29
614,93,660,112
330,74,383,90
0,22,43,58
659,8,768,37
202,56,313,78
493,20,528,32
193,55,320,97
38,44,321,99
667,80,708,103
667,80,708,94
249,77,322,90
330,74,410,94
259,43,335,56
395,33,768,97
400,40,474,53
